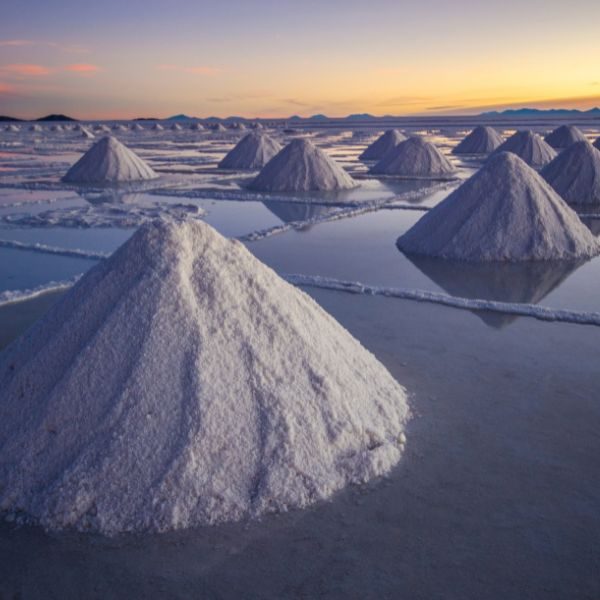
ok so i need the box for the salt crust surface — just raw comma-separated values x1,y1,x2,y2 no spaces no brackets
397,152,599,261
0,219,408,535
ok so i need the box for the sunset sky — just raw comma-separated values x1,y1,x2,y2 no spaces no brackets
1,0,599,119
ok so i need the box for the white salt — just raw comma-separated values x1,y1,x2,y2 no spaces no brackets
219,132,282,170
452,126,503,155
491,130,556,168
544,125,587,149
359,129,407,160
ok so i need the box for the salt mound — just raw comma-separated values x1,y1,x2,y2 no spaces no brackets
359,129,407,160
0,219,408,534
544,125,587,149
452,126,503,155
130,123,143,131
219,132,283,170
249,138,357,192
491,130,556,168
51,124,64,132
62,136,158,184
594,137,600,151
5,124,20,132
370,137,457,179
397,152,599,261
170,123,182,131
212,123,226,132
80,127,95,139
541,141,600,205
29,124,42,132
152,123,164,131
190,122,204,130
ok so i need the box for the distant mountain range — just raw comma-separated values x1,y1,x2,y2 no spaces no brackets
480,107,600,117
36,114,77,122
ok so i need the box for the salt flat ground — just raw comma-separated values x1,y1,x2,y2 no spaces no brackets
0,120,599,599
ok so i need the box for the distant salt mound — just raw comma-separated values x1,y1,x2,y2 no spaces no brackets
130,123,144,131
359,129,407,160
212,123,227,132
62,136,158,184
541,141,600,206
80,127,95,139
252,122,263,130
219,132,283,170
594,137,600,151
94,125,111,133
112,124,127,131
397,152,599,261
544,124,587,149
452,125,503,155
370,137,457,179
51,125,64,132
29,124,42,132
152,123,164,131
0,219,408,534
249,138,357,192
5,125,20,133
491,130,556,168
170,123,182,131
190,122,204,130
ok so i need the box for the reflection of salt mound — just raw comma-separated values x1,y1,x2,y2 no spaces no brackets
62,136,158,184
452,125,503,155
80,127,95,139
359,129,406,160
492,130,556,168
541,141,600,206
544,125,586,149
370,137,456,179
152,123,164,131
190,122,204,130
249,138,357,192
406,253,584,328
0,220,408,534
397,152,599,261
262,200,339,226
219,133,282,169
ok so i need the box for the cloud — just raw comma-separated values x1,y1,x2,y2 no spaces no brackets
157,64,220,76
65,63,102,75
0,82,16,95
0,64,52,77
0,39,88,53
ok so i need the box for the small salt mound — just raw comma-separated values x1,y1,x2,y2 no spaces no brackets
491,130,556,168
212,123,227,132
370,137,457,179
594,137,600,151
397,152,599,261
544,124,587,149
170,123,182,131
152,123,164,131
541,141,600,205
249,138,357,192
252,122,263,130
130,123,144,131
5,125,20,132
80,127,95,139
359,129,407,160
219,132,283,170
51,125,64,132
0,219,408,535
62,136,158,184
190,122,204,130
452,125,503,155
94,125,111,133
29,124,42,132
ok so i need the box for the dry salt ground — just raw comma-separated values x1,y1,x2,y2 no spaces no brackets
370,136,457,179
544,124,587,149
0,220,409,535
542,141,600,206
219,132,282,170
359,129,407,160
452,125,504,155
397,152,599,261
491,130,556,168
62,136,158,184
249,138,357,192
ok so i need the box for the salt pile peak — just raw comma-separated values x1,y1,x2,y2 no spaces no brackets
544,125,587,149
62,136,158,184
491,130,556,168
219,132,282,170
0,219,408,535
452,125,504,155
541,141,600,205
249,138,357,192
359,129,407,160
370,136,457,178
397,152,599,262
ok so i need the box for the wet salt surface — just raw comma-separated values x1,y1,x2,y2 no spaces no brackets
1,124,600,598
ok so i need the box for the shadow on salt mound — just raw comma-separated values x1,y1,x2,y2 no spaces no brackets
0,219,408,535
262,200,340,230
62,136,158,184
544,124,587,149
404,253,586,329
397,152,599,262
490,130,556,168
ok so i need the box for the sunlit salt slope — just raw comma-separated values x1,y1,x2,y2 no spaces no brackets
249,138,357,192
219,132,282,170
359,129,407,160
397,152,599,261
452,126,503,155
0,220,408,535
62,136,158,184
